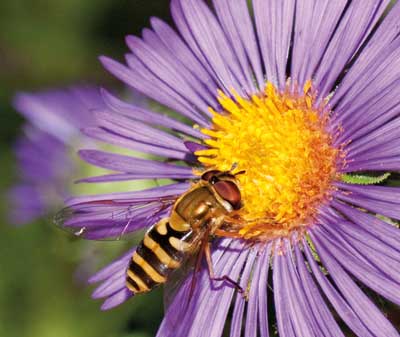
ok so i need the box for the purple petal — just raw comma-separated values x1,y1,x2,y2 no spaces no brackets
303,240,377,337
314,225,400,305
89,248,135,283
8,184,46,225
150,17,219,98
101,288,132,310
291,0,348,87
77,173,166,183
92,268,126,299
79,149,194,179
246,244,271,337
100,56,208,126
174,0,247,95
126,33,213,117
272,241,297,337
335,188,400,220
314,0,390,99
308,232,399,337
89,248,135,309
184,141,208,154
331,2,400,119
277,239,320,337
142,27,218,111
253,0,295,88
332,200,400,250
95,110,188,152
230,247,258,337
336,183,400,204
83,126,189,160
13,86,100,143
157,239,249,337
294,244,345,337
256,246,271,337
101,88,206,139
343,157,400,172
345,116,400,160
212,0,260,93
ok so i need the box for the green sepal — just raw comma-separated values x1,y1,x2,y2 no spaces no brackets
341,172,391,185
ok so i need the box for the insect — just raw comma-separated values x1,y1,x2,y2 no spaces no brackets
126,169,244,295
55,169,245,297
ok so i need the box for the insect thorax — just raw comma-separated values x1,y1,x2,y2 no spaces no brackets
170,185,228,232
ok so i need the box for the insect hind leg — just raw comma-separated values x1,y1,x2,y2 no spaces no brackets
204,238,245,295
210,274,245,294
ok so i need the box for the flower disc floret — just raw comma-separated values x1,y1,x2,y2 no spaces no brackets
196,82,341,240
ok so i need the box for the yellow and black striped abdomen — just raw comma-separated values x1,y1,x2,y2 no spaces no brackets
126,218,193,294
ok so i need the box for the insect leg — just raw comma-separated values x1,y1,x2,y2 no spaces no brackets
214,229,243,238
204,240,244,294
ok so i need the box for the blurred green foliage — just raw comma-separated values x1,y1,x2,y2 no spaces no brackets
0,1,170,336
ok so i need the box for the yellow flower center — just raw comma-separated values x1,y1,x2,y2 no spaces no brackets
195,82,342,241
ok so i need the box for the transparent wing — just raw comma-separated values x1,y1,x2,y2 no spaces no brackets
163,230,208,312
54,196,176,241
163,253,197,311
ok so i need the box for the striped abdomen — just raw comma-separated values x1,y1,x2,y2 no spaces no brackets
126,218,193,294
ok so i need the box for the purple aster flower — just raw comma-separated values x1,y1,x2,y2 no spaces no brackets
63,1,400,336
8,86,104,224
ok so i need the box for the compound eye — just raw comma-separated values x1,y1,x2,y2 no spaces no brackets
214,180,242,210
201,170,221,181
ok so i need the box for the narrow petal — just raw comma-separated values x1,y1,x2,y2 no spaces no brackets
89,248,135,309
79,150,194,179
343,156,400,172
101,88,206,138
273,242,297,337
332,200,400,250
314,225,400,305
309,232,400,337
291,0,348,87
230,248,257,337
101,289,132,311
213,0,261,93
304,241,377,337
257,246,271,337
294,244,345,337
253,0,295,87
89,248,136,283
335,188,400,220
331,2,400,111
157,240,249,337
150,16,219,96
100,56,208,126
126,34,213,116
314,0,390,98
178,0,249,95
276,240,320,337
245,245,270,337
83,126,189,160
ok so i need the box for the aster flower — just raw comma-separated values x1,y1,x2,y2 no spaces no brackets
8,86,104,224
64,1,400,336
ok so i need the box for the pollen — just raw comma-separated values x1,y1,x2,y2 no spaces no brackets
195,82,342,241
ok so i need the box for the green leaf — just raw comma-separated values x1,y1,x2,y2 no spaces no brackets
341,172,391,185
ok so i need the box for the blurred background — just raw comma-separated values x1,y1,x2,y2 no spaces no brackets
0,1,172,337
1,1,399,337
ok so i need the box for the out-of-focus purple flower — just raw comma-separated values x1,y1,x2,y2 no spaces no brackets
63,1,400,337
9,86,103,225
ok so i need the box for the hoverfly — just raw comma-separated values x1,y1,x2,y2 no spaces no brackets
56,170,245,297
